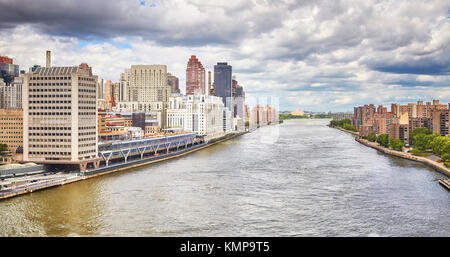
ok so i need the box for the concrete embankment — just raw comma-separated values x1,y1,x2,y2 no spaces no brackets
0,131,248,200
330,125,450,178
355,137,450,177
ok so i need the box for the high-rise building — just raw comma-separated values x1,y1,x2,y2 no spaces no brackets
23,63,100,170
0,55,19,85
213,62,233,113
115,65,170,128
119,68,130,102
186,56,205,95
167,73,180,94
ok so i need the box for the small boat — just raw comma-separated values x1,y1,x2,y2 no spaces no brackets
154,153,159,156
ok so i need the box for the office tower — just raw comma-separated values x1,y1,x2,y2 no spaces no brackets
119,69,130,101
186,55,205,95
115,65,170,128
213,62,233,112
23,63,99,170
128,65,169,102
167,73,180,94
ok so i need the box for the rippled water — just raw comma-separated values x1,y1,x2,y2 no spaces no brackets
0,119,449,236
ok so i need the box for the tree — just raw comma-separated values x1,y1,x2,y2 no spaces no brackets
411,127,431,138
389,138,403,151
367,133,377,142
376,134,389,147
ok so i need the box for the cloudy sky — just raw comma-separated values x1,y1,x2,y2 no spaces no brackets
0,0,449,112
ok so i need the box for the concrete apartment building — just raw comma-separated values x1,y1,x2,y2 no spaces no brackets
22,63,100,170
166,94,225,138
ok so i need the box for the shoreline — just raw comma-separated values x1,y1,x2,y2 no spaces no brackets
331,125,450,177
0,131,248,200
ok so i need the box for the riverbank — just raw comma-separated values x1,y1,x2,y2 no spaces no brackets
355,137,450,177
332,125,450,177
328,125,359,136
0,131,248,200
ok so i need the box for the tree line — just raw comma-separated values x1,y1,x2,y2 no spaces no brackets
329,119,357,132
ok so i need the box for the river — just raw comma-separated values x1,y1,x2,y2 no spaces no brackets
0,119,449,236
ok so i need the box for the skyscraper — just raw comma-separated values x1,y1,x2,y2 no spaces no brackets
213,62,232,112
186,55,205,95
167,73,180,94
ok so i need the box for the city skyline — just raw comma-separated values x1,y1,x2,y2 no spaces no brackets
0,0,449,112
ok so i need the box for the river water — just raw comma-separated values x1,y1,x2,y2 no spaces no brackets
0,119,449,236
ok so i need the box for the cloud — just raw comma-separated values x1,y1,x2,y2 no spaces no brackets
0,0,449,111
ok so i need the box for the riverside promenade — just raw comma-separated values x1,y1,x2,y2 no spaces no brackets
331,125,450,177
0,131,248,200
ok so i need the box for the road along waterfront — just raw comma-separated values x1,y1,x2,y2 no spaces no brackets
0,119,449,236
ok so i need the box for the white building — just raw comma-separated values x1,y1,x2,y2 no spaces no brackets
223,109,233,133
22,64,99,170
166,94,224,138
124,127,143,139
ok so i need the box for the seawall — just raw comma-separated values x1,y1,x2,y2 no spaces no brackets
355,137,450,177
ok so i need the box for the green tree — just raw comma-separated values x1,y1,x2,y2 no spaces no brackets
376,134,389,147
367,133,377,142
411,127,431,138
389,138,403,151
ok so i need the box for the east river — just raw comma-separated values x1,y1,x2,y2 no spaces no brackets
0,119,449,236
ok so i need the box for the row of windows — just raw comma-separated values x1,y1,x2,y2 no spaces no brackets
29,151,71,156
79,143,96,148
29,133,71,136
79,137,96,142
30,127,71,130
78,100,96,104
30,144,72,149
29,138,71,142
79,77,95,82
79,112,96,115
79,149,96,155
79,106,95,110
0,130,21,133
29,100,72,104
29,83,70,86
79,126,95,129
29,106,71,110
30,88,71,92
30,76,70,81
0,118,22,121
29,94,71,98
30,112,72,116
79,89,95,93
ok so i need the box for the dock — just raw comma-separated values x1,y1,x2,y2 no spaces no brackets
438,179,450,191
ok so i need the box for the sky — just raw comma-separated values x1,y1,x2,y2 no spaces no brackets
0,0,449,112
